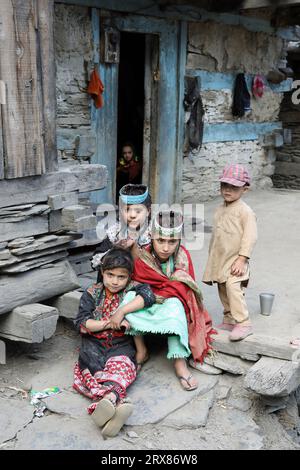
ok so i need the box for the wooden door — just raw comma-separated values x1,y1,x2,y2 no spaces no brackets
90,13,186,205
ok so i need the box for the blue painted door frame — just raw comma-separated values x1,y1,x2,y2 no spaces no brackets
90,12,186,205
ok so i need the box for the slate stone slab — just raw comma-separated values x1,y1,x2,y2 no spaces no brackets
43,390,89,418
15,414,105,450
205,352,252,375
0,397,33,443
126,354,218,426
162,389,216,429
245,356,300,397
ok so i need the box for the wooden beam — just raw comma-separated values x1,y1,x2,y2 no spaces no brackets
0,304,59,343
0,164,108,208
242,0,300,8
0,260,79,315
37,0,58,173
203,122,282,143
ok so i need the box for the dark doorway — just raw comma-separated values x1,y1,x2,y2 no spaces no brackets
116,32,146,200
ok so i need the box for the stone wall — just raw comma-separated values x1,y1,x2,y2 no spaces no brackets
54,4,94,164
273,85,300,189
183,20,285,202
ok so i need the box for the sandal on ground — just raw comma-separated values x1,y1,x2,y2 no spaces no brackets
91,398,116,428
177,374,198,391
136,354,150,373
101,399,134,438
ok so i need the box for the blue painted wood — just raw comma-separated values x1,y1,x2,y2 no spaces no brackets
102,15,180,205
186,70,293,93
55,0,277,35
203,122,283,143
87,12,182,204
175,21,188,202
90,10,119,204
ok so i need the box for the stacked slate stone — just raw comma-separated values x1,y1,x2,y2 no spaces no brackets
0,164,107,345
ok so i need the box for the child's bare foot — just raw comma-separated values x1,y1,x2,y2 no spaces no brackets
174,358,198,391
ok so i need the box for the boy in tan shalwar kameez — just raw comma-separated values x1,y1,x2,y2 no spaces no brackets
203,164,257,341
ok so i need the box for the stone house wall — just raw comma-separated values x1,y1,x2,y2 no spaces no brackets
53,4,287,202
182,20,286,202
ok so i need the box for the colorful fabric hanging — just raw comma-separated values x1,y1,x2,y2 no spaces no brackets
87,68,104,108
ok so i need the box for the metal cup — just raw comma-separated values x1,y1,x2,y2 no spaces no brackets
259,293,275,316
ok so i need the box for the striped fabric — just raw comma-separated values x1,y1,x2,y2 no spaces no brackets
219,164,250,187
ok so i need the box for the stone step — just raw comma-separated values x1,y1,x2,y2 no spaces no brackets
212,329,296,361
245,356,300,397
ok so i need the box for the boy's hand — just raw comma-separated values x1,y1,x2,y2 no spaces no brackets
231,256,248,277
110,309,125,330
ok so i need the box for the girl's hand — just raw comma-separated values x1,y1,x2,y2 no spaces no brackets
231,256,248,277
110,309,125,330
120,319,131,332
116,239,135,249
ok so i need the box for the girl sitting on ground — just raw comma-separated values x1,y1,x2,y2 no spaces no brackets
73,247,155,438
109,211,217,391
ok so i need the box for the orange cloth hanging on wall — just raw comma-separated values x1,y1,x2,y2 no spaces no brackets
87,69,104,108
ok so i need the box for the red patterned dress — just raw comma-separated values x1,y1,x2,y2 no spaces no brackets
73,281,155,414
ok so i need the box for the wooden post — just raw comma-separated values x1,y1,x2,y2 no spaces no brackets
37,0,58,173
0,0,45,178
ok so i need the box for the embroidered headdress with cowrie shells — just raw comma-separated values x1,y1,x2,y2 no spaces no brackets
152,210,183,237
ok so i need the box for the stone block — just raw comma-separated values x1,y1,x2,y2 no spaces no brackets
205,352,252,375
0,304,59,343
245,357,300,397
48,192,79,210
52,290,82,319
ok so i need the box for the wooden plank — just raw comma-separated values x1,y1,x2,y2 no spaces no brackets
0,260,80,315
37,0,58,173
175,20,187,202
90,13,118,205
212,329,297,361
186,70,293,93
55,0,276,35
0,164,107,209
0,0,45,178
203,122,283,143
0,80,4,180
242,0,300,8
245,356,300,397
0,216,49,243
0,304,59,343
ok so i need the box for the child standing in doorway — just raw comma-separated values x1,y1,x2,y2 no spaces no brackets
203,164,257,341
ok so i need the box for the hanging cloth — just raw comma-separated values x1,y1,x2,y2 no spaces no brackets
87,68,104,109
232,73,251,117
184,76,204,151
252,74,265,99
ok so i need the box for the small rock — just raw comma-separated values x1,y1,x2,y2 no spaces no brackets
216,385,231,401
227,396,252,412
145,442,154,449
277,394,300,430
126,431,139,439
